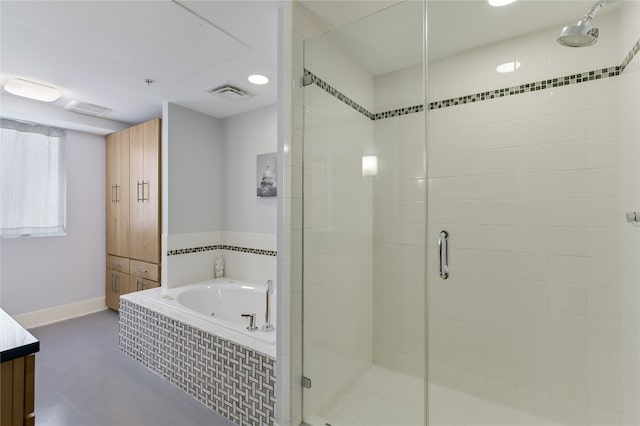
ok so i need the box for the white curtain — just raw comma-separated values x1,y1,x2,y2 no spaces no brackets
0,118,66,238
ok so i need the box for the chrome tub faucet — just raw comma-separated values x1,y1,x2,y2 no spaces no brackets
262,280,274,331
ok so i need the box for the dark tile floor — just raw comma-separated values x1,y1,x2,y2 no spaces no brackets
29,309,236,426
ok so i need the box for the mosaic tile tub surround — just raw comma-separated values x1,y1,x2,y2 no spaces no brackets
119,298,276,426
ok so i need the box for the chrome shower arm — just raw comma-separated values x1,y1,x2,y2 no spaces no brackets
580,0,609,24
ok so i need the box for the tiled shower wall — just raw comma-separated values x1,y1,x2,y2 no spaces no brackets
427,7,639,425
618,2,640,425
373,64,426,377
301,24,375,420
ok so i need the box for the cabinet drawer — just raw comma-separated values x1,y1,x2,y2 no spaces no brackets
130,260,159,281
107,255,130,273
131,277,160,292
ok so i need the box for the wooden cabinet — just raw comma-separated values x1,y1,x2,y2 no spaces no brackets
131,277,160,292
130,259,159,282
129,120,160,264
106,268,131,311
1,309,38,426
107,255,130,273
106,129,130,258
1,355,35,426
106,118,161,311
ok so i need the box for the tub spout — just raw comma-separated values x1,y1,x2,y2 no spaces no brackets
241,313,258,331
262,280,274,332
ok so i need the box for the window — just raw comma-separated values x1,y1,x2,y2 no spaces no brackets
0,118,66,237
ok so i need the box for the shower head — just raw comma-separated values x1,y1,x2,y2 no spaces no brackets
557,22,600,47
557,0,608,47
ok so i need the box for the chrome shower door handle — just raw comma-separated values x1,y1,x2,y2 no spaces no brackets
439,230,449,280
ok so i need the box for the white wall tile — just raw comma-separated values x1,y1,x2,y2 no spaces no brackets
516,111,586,146
587,106,619,140
548,46,587,78
548,283,588,315
587,137,619,168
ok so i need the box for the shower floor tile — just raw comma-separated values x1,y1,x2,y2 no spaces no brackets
429,383,563,426
306,365,564,426
29,309,235,426
310,365,425,426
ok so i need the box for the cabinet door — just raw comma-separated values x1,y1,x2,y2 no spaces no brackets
105,269,130,311
131,277,160,292
129,119,160,263
106,129,130,257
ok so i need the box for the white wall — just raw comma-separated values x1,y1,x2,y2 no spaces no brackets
427,9,639,425
165,103,277,289
277,3,309,424
222,104,278,235
166,102,223,234
0,130,105,316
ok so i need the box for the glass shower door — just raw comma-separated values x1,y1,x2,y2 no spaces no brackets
300,2,427,425
426,1,640,425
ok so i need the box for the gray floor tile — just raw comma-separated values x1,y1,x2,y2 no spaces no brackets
30,309,237,426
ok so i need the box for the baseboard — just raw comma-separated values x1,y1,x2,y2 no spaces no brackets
13,297,107,329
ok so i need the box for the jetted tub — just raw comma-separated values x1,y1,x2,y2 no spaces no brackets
121,277,276,357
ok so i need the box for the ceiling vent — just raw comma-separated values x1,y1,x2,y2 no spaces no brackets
64,100,112,117
205,83,253,102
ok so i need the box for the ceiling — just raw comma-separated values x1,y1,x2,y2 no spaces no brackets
427,0,619,61
0,1,282,125
0,0,619,127
301,0,619,76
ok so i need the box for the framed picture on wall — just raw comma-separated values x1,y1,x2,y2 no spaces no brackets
257,152,277,197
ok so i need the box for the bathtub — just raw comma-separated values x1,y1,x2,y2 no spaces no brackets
119,277,277,425
121,278,276,357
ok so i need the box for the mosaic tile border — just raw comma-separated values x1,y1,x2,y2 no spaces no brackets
372,104,424,120
119,299,276,426
167,245,277,257
620,38,640,72
303,69,374,119
305,37,640,114
429,66,620,110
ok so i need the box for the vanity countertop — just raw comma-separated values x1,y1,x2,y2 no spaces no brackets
0,308,39,362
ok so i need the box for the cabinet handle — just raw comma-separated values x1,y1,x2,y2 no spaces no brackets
141,181,149,202
137,181,142,202
136,269,148,274
111,274,116,292
111,185,114,203
137,280,143,291
115,184,120,203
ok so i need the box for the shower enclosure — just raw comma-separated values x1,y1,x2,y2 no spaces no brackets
296,1,640,425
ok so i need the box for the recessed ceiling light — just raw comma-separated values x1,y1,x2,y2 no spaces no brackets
488,0,517,6
4,78,62,102
248,74,269,85
496,61,521,73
